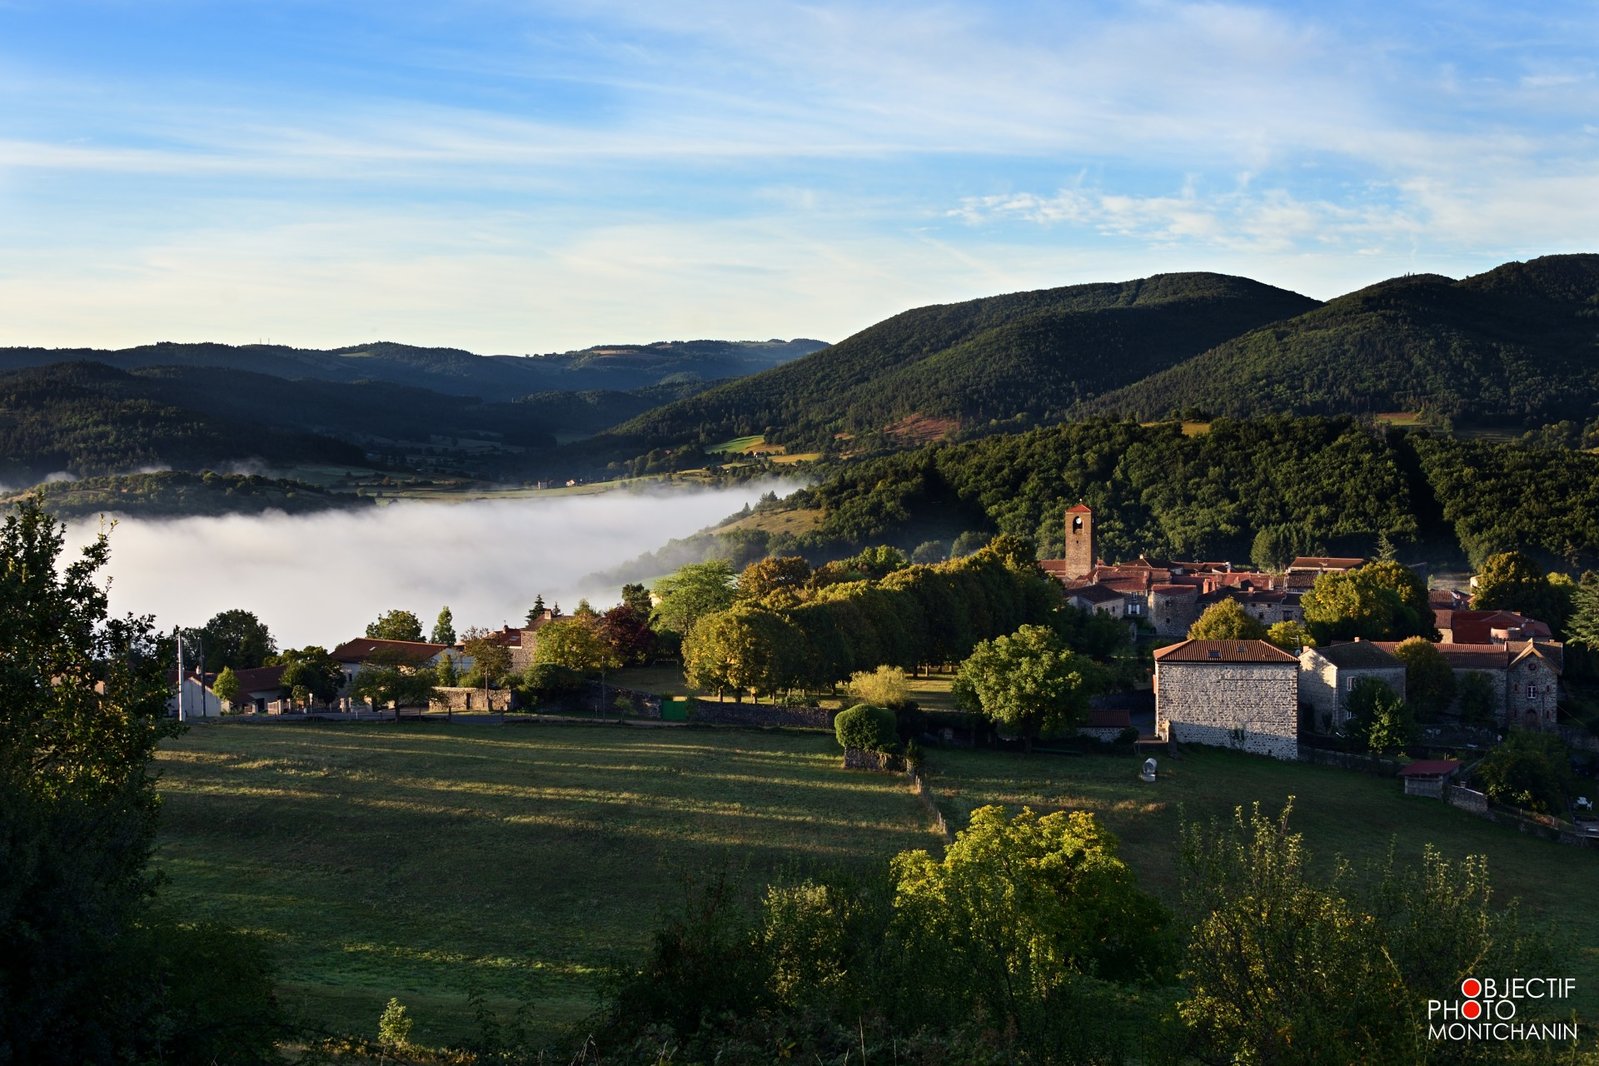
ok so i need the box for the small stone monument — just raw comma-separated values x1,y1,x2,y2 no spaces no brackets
1140,757,1157,783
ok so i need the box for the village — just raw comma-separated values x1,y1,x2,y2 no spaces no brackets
163,503,1598,843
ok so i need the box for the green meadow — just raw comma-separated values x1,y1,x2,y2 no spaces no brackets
153,722,938,1047
154,722,1599,1049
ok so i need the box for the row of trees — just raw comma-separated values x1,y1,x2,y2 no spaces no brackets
679,543,1068,702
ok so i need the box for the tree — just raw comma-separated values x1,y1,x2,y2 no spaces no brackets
461,627,513,688
620,582,653,619
834,703,898,752
599,603,656,666
1344,676,1415,754
1472,551,1575,634
1181,801,1415,1065
0,498,283,1061
1566,571,1599,651
682,606,798,701
188,608,277,671
526,594,548,625
1390,636,1454,721
892,806,1173,1043
1187,598,1268,641
651,560,737,637
536,614,622,675
737,555,812,603
1458,670,1498,725
1300,561,1433,644
953,624,1101,747
212,665,240,710
1265,619,1316,651
1182,800,1555,1066
277,645,344,709
366,608,424,642
350,649,439,720
431,606,456,646
1475,732,1575,814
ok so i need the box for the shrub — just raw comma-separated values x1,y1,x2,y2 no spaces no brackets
834,704,898,752
847,665,911,709
518,662,582,707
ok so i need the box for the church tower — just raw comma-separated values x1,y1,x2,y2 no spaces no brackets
1064,503,1095,578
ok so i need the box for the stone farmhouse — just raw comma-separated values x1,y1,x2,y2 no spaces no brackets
485,607,562,672
1298,640,1407,735
330,637,456,688
1152,639,1301,760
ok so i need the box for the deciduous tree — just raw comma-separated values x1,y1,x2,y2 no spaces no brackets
651,560,737,637
1391,636,1454,721
1187,598,1268,641
188,607,277,671
366,608,424,642
953,624,1101,747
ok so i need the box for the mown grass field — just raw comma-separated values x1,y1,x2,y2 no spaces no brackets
922,744,1599,1018
155,721,1599,1050
153,722,937,1048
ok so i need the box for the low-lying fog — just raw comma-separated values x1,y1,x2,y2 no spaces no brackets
66,483,792,651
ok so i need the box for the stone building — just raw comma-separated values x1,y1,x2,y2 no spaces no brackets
1153,639,1301,760
1298,640,1407,735
1374,639,1563,732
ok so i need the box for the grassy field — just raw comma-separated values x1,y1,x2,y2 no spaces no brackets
153,722,937,1048
921,744,1599,1017
154,721,1599,1050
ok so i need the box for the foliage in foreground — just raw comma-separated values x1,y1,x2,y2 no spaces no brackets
598,804,1177,1064
0,498,285,1063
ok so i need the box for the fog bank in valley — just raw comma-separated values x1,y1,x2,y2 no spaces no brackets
68,484,791,651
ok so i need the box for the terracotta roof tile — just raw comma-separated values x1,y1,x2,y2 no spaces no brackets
1153,639,1299,664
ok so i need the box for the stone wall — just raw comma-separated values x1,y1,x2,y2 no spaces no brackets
1156,661,1299,760
688,699,835,729
1448,785,1489,813
1506,656,1559,731
843,747,904,771
434,686,514,712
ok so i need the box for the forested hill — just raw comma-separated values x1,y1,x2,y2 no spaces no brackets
742,416,1599,572
0,337,825,400
598,273,1319,454
1085,254,1599,425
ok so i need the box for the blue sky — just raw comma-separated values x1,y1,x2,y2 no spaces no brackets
2,1,1596,353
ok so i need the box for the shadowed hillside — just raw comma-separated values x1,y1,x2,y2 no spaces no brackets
1085,254,1599,426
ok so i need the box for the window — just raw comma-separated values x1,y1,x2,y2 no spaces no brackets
1527,684,1539,699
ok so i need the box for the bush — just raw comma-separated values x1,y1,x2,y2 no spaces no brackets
834,704,898,752
518,662,582,707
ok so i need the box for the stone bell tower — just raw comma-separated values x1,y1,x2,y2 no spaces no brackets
1065,503,1095,579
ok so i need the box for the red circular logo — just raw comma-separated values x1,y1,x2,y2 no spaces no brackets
1463,1000,1482,1020
1461,978,1482,998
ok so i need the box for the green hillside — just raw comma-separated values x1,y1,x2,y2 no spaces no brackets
1087,254,1599,426
727,415,1599,572
0,362,365,483
599,272,1319,456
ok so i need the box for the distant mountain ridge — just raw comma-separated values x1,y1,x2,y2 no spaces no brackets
598,272,1320,454
0,337,827,400
1085,255,1599,425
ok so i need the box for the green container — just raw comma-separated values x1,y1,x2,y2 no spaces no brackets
660,697,691,722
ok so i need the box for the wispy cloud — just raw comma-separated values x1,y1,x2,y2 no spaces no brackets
1,1,1595,348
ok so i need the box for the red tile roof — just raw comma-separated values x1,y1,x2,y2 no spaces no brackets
1436,610,1551,644
331,638,448,665
1288,556,1365,571
233,665,286,693
1066,503,1093,514
1153,639,1299,664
